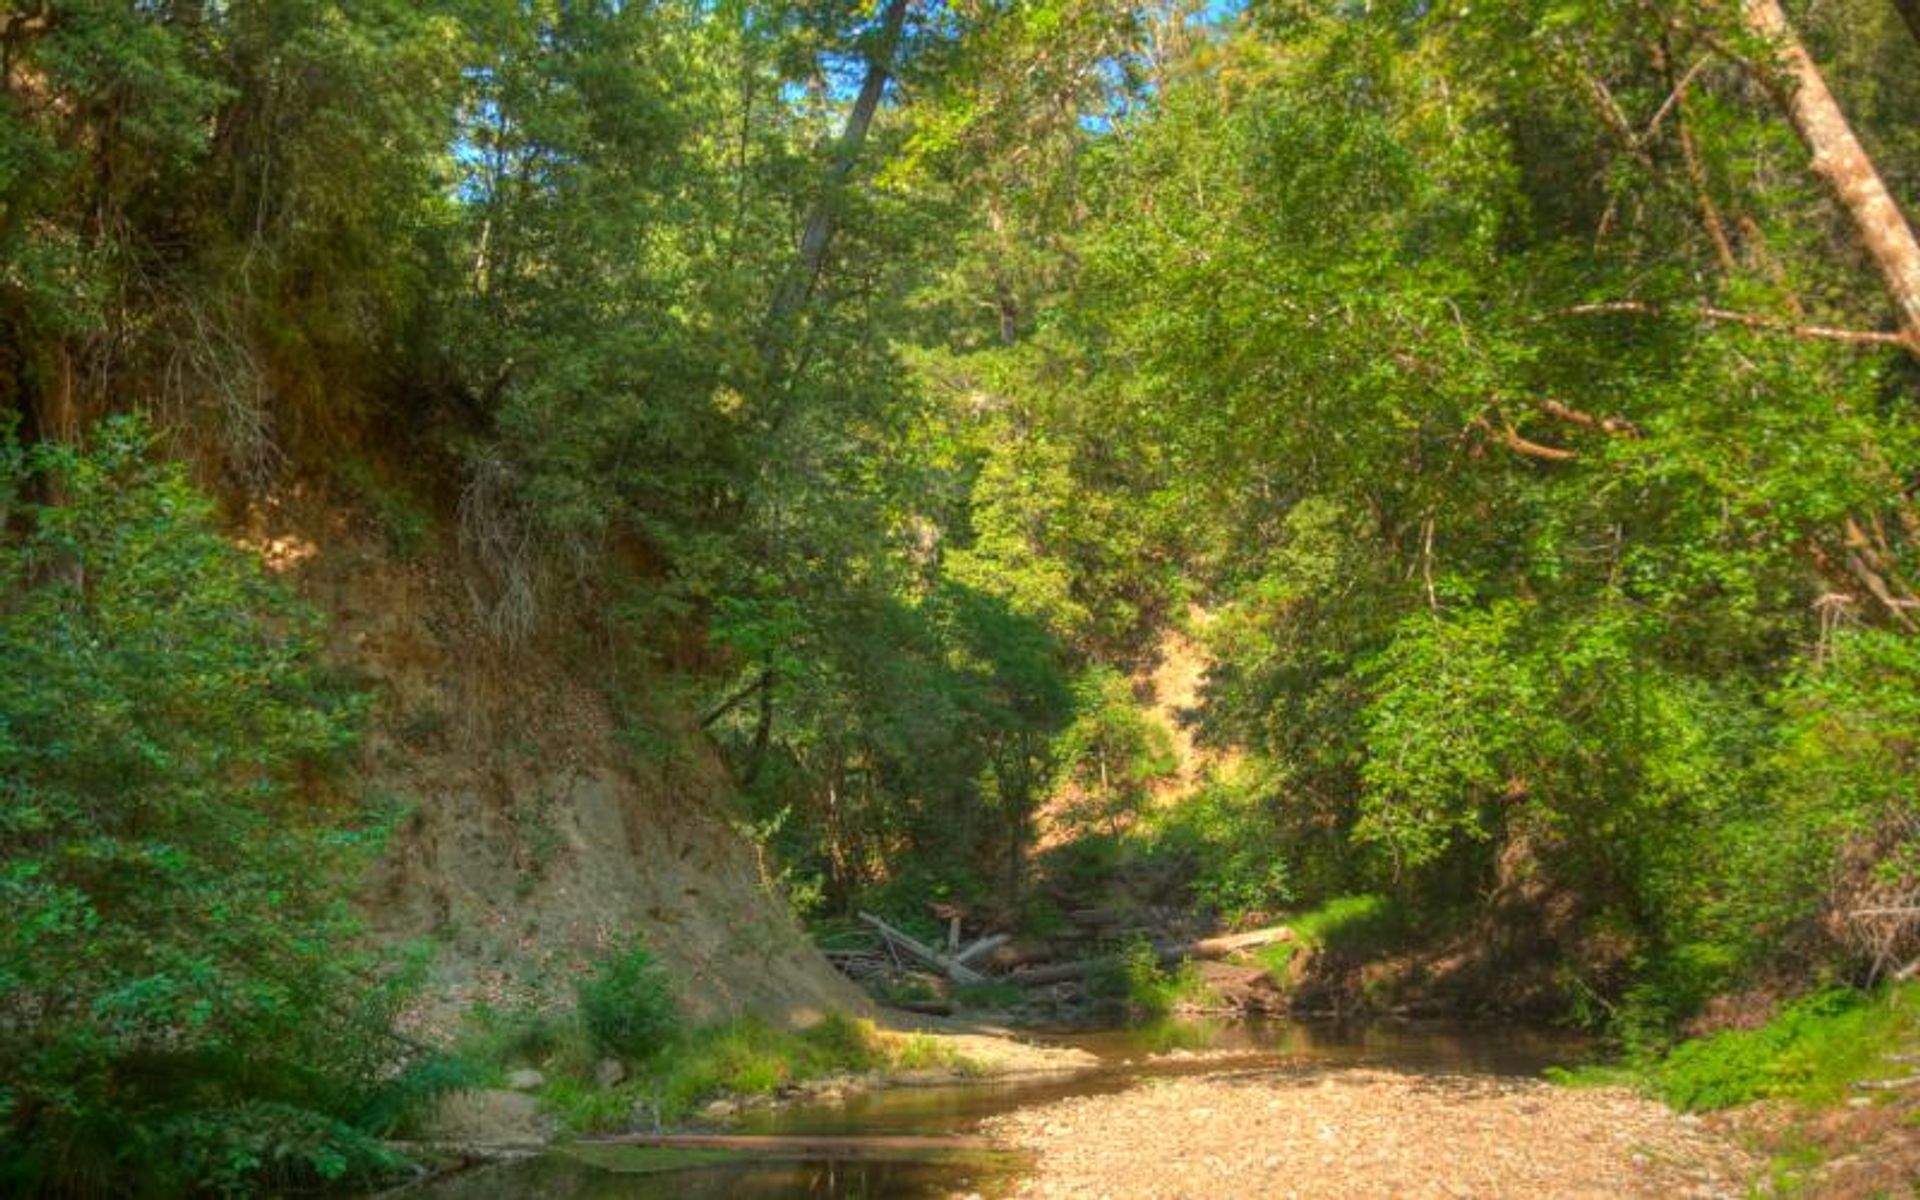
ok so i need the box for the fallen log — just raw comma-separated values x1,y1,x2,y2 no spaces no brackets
858,912,986,984
1007,925,1294,988
582,1133,999,1157
1188,926,1296,957
953,933,1011,966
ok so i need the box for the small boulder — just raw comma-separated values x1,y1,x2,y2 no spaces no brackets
505,1068,546,1092
594,1058,627,1088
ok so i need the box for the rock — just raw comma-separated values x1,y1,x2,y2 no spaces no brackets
594,1058,627,1088
701,1098,739,1120
506,1068,545,1092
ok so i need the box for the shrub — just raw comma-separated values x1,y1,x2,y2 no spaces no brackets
1553,984,1920,1112
0,419,437,1194
1648,986,1914,1111
1087,936,1214,1020
577,941,681,1063
1143,767,1295,922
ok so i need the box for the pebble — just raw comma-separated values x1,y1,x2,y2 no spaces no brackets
986,1069,1760,1198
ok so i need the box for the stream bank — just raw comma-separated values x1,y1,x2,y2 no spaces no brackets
989,1069,1756,1199
404,1015,1669,1198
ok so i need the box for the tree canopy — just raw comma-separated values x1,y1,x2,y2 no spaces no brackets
3,0,1918,1188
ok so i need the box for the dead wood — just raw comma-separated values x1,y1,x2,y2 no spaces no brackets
858,912,987,984
1007,926,1294,988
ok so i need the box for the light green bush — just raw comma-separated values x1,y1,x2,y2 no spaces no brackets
577,942,681,1064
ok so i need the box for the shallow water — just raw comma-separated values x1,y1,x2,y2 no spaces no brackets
410,1017,1592,1198
414,1151,1019,1200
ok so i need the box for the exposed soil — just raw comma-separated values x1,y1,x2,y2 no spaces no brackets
985,1069,1761,1199
241,483,866,1031
1723,1090,1920,1198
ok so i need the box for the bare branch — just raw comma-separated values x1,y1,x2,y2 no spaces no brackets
1493,421,1579,463
1539,398,1643,438
1547,301,1910,347
1642,56,1712,141
1742,0,1920,358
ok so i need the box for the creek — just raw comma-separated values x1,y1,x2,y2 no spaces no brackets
410,1017,1590,1199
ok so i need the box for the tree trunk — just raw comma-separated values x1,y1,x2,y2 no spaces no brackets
760,0,911,367
857,912,988,984
1743,0,1920,359
1891,0,1920,50
1006,926,1296,988
739,663,775,786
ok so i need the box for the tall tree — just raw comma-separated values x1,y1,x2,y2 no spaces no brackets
760,0,912,368
1744,0,1920,356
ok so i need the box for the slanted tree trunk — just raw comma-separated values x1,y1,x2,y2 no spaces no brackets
740,661,775,786
759,0,911,369
1743,0,1920,359
1891,0,1920,51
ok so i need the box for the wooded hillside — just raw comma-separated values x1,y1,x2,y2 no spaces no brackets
2,0,1917,1192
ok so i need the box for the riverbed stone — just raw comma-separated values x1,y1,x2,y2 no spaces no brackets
506,1067,545,1091
594,1058,626,1087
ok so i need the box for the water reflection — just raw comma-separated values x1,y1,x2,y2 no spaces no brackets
1051,1015,1589,1076
419,1154,1021,1199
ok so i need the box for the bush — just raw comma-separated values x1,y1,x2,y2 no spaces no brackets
577,941,681,1062
641,1015,889,1125
1553,984,1919,1112
1647,986,1915,1111
1087,936,1215,1020
0,419,437,1194
1143,767,1295,922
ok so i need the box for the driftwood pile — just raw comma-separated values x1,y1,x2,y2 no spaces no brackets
827,908,1294,1012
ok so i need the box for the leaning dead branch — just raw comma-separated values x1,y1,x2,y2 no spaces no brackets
1547,301,1909,348
857,912,987,984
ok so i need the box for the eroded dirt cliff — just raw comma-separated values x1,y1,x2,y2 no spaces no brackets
241,480,865,1032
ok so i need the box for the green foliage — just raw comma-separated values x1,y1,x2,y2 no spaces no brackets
1555,984,1920,1112
337,458,433,560
7,1,1919,1144
533,1011,918,1133
952,980,1027,1010
945,0,1920,1033
1054,667,1177,835
1143,764,1296,922
1253,895,1407,988
1288,894,1408,956
0,420,441,1194
576,942,682,1064
1086,937,1215,1021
